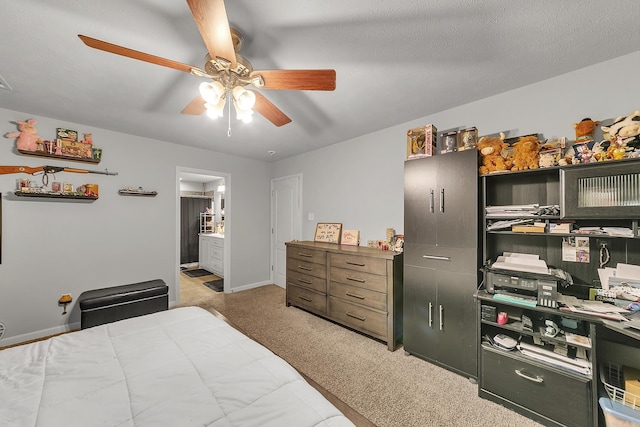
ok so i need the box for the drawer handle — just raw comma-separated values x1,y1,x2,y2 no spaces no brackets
298,252,313,258
298,295,312,302
298,278,312,284
298,265,312,271
346,261,365,267
346,276,365,283
345,291,365,300
346,311,366,322
422,255,451,261
514,369,544,383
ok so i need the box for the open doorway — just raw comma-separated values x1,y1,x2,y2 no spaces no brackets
175,167,230,305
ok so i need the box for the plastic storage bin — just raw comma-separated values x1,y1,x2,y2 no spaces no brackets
600,397,640,427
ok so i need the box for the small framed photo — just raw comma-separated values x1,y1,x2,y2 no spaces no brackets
341,230,360,246
314,223,342,244
56,128,78,142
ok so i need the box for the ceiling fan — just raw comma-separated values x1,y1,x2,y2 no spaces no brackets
77,0,336,128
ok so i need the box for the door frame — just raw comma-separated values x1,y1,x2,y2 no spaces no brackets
270,174,302,287
175,166,230,305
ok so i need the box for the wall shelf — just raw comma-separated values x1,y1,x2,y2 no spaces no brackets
17,149,100,164
14,191,98,201
118,189,157,197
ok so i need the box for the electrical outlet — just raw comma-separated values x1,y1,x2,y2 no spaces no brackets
596,239,608,248
0,322,6,340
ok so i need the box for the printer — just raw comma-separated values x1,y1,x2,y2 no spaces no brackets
483,252,564,308
485,270,559,308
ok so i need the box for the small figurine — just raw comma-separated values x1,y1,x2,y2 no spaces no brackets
4,118,40,151
83,133,93,145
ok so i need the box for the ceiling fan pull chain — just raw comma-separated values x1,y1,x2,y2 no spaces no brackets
227,91,232,137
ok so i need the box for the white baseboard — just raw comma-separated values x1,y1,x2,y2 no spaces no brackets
229,280,272,293
1,322,81,347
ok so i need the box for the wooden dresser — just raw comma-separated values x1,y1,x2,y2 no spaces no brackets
286,241,403,351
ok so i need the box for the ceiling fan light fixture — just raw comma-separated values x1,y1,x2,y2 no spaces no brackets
204,98,225,119
232,86,256,110
233,99,254,122
199,81,225,105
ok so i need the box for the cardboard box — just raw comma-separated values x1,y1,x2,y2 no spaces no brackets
440,130,458,154
407,125,437,159
59,139,93,158
624,366,640,405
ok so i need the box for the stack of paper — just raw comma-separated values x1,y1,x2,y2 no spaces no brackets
598,263,640,291
518,342,591,376
492,252,549,274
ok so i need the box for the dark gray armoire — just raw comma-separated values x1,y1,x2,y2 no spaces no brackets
403,148,480,379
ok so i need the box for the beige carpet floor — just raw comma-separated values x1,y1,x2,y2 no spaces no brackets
180,281,543,427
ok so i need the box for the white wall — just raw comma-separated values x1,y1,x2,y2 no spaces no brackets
0,110,271,345
272,51,640,244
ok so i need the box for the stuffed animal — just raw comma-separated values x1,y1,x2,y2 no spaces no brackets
510,135,540,171
4,119,40,151
477,132,511,174
573,118,600,144
601,110,640,157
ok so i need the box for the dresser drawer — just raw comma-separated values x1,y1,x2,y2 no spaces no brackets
329,253,386,276
481,346,591,427
329,296,386,338
329,281,386,311
288,284,327,315
288,247,327,265
209,259,223,274
288,270,326,293
209,247,223,261
287,258,327,280
330,266,387,293
209,237,224,248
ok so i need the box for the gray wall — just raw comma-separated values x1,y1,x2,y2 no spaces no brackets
0,111,271,345
272,51,640,244
2,51,639,345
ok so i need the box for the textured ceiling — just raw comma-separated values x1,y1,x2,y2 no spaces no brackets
2,0,639,162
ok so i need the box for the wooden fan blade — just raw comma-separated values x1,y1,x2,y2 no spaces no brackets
186,0,236,69
78,35,197,73
251,70,336,91
250,90,292,127
181,95,206,115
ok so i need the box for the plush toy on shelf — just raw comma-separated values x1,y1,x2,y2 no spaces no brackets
477,132,512,175
4,118,41,152
601,110,640,158
510,134,540,171
569,117,600,164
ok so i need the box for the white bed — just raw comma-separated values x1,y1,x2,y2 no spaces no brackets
0,306,355,427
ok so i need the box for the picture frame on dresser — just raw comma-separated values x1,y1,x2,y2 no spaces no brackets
314,222,342,244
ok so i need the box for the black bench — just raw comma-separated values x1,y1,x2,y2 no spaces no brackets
78,279,169,329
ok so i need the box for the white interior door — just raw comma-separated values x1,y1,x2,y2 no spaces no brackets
271,175,301,287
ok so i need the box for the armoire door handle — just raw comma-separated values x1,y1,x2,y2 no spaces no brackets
429,189,435,213
440,188,445,213
428,302,433,327
439,305,443,331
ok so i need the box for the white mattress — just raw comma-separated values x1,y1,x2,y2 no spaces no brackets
0,307,354,427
